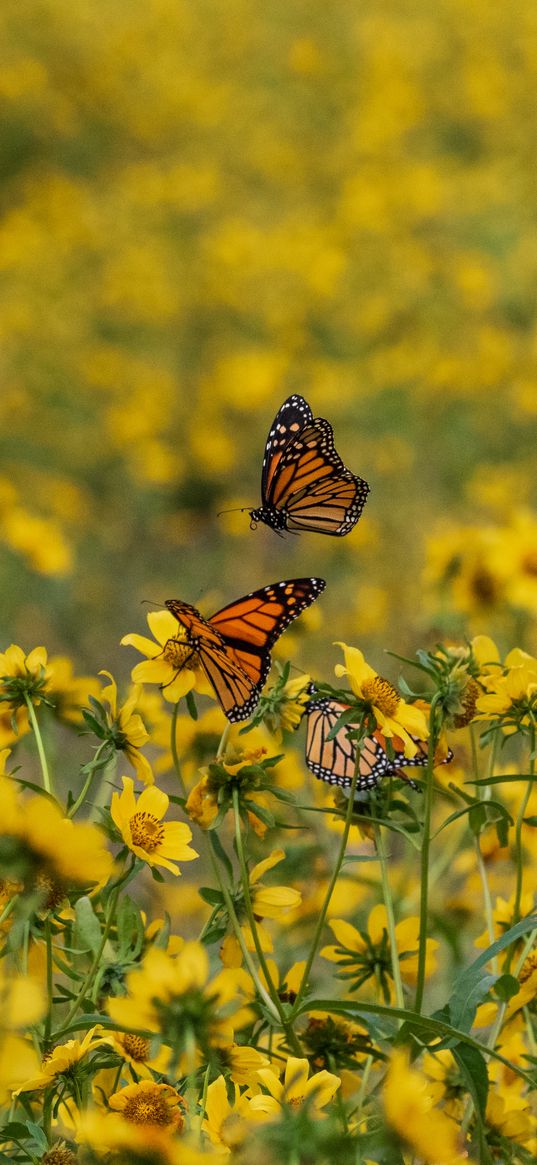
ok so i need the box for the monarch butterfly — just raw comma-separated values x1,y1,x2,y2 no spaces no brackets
165,578,325,723
305,697,452,792
248,395,369,536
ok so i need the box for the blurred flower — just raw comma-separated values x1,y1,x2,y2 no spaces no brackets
15,1025,104,1094
321,905,438,1000
202,1074,260,1150
476,649,537,735
383,1049,467,1164
47,655,100,726
111,775,198,875
0,778,114,889
107,943,252,1070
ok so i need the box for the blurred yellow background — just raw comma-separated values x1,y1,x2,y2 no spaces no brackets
2,0,537,683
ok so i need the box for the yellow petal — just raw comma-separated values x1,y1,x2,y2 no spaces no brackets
146,609,183,647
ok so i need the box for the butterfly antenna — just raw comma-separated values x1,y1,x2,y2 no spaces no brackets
140,599,166,608
216,506,251,518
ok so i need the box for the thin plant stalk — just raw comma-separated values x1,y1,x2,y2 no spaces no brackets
25,695,53,797
373,820,405,1012
67,741,109,818
471,725,498,973
170,701,186,797
290,720,367,1020
413,697,440,1014
513,725,535,925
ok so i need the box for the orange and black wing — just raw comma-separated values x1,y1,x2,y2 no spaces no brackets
251,397,369,536
305,698,389,790
304,698,450,791
167,579,325,723
209,577,326,696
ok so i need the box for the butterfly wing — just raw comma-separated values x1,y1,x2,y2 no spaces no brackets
305,698,391,790
167,579,325,724
305,699,450,791
256,402,369,536
210,577,326,686
260,395,313,503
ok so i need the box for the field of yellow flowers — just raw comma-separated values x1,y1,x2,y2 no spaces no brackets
1,0,537,1162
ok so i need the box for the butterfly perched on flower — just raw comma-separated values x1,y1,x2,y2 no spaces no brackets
166,579,325,723
305,697,452,792
248,395,369,536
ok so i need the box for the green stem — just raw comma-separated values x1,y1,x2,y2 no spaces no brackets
290,720,367,1020
170,702,186,797
373,821,405,1012
471,725,498,974
88,753,117,822
216,722,230,760
44,917,53,1045
414,698,440,1015
513,728,534,925
231,790,281,1003
207,835,281,1023
25,696,53,796
67,742,109,818
58,881,122,1031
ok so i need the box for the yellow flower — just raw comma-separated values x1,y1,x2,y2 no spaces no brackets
121,610,213,704
107,944,252,1070
0,778,114,888
77,1109,208,1163
111,775,198,875
476,650,537,733
321,905,438,998
15,1025,104,1093
249,1056,340,1118
96,671,154,784
109,1080,186,1133
486,1090,535,1146
99,1030,171,1079
0,644,51,709
383,1049,467,1164
334,643,428,756
224,1043,270,1086
202,1074,260,1150
46,655,100,726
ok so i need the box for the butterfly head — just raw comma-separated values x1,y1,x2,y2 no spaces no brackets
248,505,287,533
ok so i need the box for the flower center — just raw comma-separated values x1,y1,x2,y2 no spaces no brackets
361,676,400,717
130,812,165,851
122,1033,151,1062
123,1093,176,1127
519,951,537,985
288,1095,304,1108
163,638,196,670
522,550,537,578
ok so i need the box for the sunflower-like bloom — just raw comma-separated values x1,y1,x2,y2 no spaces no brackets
203,1074,262,1150
46,655,100,726
334,643,428,757
249,1056,340,1119
109,1080,186,1133
121,610,214,704
111,776,198,875
321,905,439,1000
383,1049,467,1164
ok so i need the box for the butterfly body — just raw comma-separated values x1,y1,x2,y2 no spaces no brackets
166,578,325,723
305,697,452,792
249,395,369,537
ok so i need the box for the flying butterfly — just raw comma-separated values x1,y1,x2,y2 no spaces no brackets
165,578,325,723
248,395,369,536
305,697,453,792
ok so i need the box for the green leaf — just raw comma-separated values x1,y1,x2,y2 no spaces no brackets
242,799,275,828
451,1044,492,1165
185,690,198,720
469,773,537,786
209,831,234,880
198,886,224,907
493,974,520,1002
523,815,537,826
24,1121,49,1153
447,913,537,1032
73,896,102,956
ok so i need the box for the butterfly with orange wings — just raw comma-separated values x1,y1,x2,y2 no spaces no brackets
165,578,325,723
305,696,453,792
248,395,369,536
